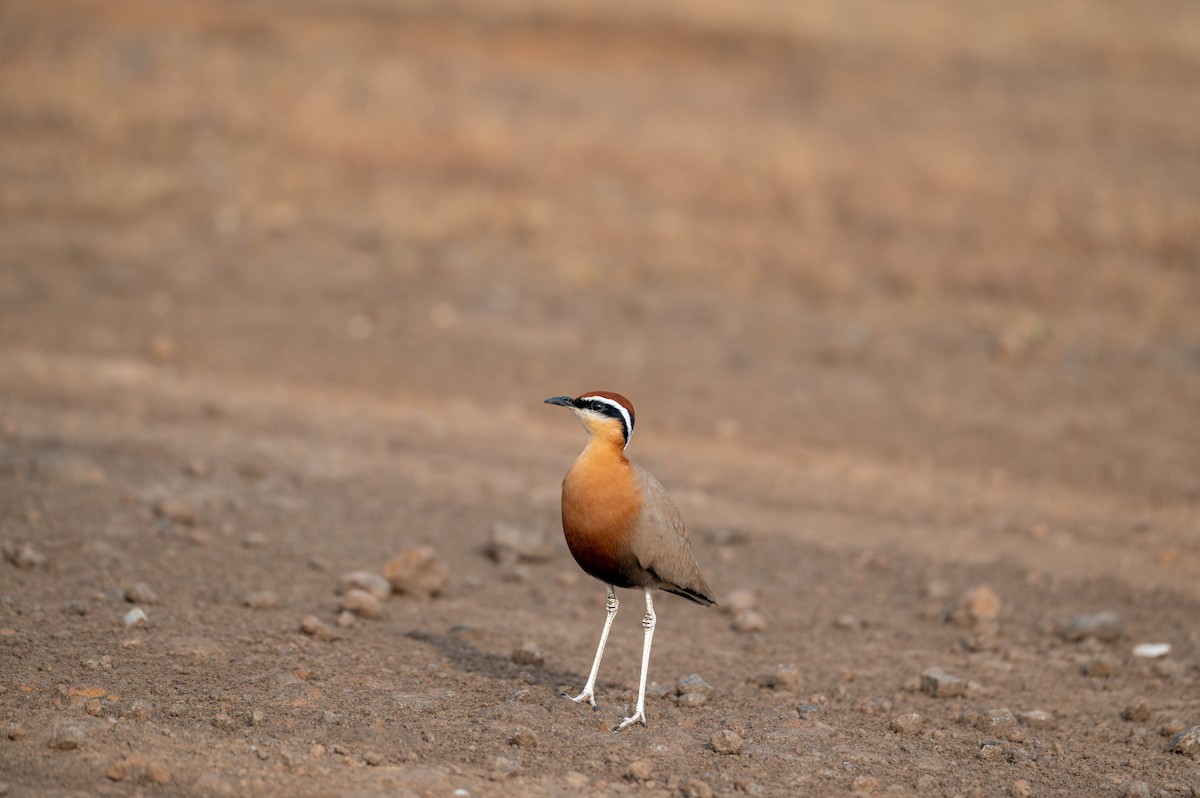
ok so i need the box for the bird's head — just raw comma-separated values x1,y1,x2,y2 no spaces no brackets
544,391,636,449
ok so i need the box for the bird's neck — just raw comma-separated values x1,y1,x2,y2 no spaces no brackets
569,436,631,483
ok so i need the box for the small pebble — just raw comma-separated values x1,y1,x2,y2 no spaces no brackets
3,541,46,568
1160,719,1186,737
890,713,924,735
724,590,757,614
243,531,268,548
1123,781,1151,798
488,756,521,781
921,667,966,698
244,590,280,610
212,713,239,731
511,641,544,667
684,779,715,798
64,600,89,616
48,725,84,750
1083,654,1120,678
976,708,1017,731
1168,725,1200,756
384,546,449,597
977,742,1004,761
340,589,383,619
796,703,822,719
677,692,708,708
1063,612,1123,643
710,729,743,755
1122,701,1151,722
152,498,196,526
125,583,159,605
1132,642,1170,659
625,760,653,781
249,710,266,726
337,571,391,601
85,698,103,717
486,522,554,564
948,584,1001,626
8,724,27,740
300,615,342,640
337,611,356,628
732,610,766,632
1011,778,1032,798
511,728,538,748
1016,709,1054,729
677,674,714,698
123,607,148,627
363,752,383,766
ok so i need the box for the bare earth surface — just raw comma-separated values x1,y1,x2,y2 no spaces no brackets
2,1,1200,796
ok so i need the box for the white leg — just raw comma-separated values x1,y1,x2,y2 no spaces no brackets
614,588,655,731
566,585,618,709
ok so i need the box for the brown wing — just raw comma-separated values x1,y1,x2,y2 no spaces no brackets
628,462,716,606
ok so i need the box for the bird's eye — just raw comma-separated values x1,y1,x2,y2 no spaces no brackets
591,402,605,412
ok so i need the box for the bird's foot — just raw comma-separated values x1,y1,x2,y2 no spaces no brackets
564,688,598,710
612,708,646,732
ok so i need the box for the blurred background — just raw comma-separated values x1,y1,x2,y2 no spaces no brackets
2,0,1198,508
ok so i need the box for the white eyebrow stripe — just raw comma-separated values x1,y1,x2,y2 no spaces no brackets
579,395,633,447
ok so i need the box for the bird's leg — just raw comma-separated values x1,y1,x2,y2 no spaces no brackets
614,587,655,731
566,584,618,709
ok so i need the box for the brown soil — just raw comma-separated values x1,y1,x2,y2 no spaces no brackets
2,1,1199,796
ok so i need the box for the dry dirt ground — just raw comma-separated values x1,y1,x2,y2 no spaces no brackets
2,1,1200,796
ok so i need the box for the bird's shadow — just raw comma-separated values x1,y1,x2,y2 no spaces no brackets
404,629,601,696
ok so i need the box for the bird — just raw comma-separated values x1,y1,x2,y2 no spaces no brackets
544,390,715,731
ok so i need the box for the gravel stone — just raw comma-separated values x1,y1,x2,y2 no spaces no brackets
3,541,46,568
511,641,543,667
1016,709,1054,728
625,760,653,781
724,590,757,614
486,521,554,564
244,590,280,610
123,607,148,627
1123,781,1151,798
212,713,239,731
300,615,342,640
337,571,391,601
125,583,159,605
711,729,743,755
976,708,1017,732
64,600,88,615
48,724,84,750
921,667,967,698
1063,612,1123,643
796,703,823,719
1122,701,1151,722
1011,779,1032,797
363,752,383,766
677,674,714,698
732,609,766,632
677,692,708,708
488,756,521,781
1083,654,1120,678
510,728,538,748
242,531,268,548
340,589,383,619
948,584,1001,626
384,546,449,597
152,498,196,526
890,713,924,735
1168,725,1200,756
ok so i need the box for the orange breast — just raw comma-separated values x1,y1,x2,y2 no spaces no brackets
560,443,644,588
